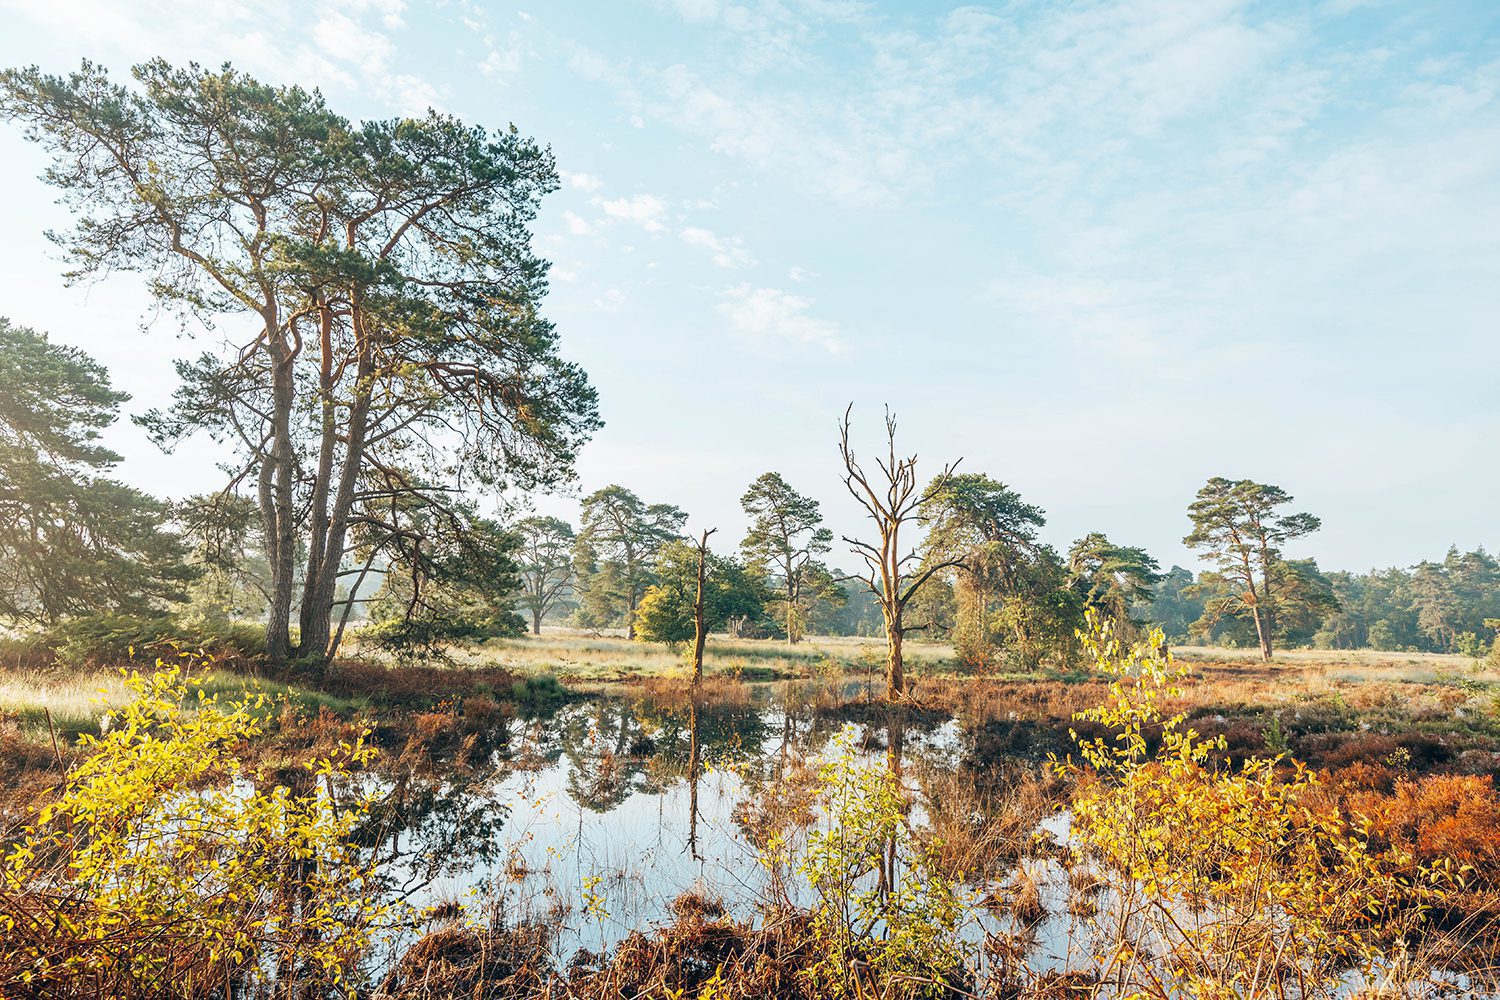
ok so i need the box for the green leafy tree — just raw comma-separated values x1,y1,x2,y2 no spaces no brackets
739,471,840,644
902,572,957,641
1,60,599,667
514,515,575,634
0,318,190,623
920,472,1046,668
1189,558,1338,650
1408,548,1500,652
1067,531,1161,632
575,485,686,637
1365,619,1401,651
1183,477,1322,662
173,493,270,624
811,575,884,637
364,508,525,662
1137,565,1204,644
988,546,1083,670
1308,550,1498,654
570,549,626,633
633,539,766,649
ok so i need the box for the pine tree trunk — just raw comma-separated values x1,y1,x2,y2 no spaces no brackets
263,340,298,666
1255,608,1275,662
786,576,800,644
297,319,375,667
1258,563,1277,662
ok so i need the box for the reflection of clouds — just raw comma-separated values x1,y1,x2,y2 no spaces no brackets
394,692,1011,963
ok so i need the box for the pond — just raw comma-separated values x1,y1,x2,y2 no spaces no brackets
358,680,1494,997
367,679,1097,975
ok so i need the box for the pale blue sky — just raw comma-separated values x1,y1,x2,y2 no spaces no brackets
0,0,1495,573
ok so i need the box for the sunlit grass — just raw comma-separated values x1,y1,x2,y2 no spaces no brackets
343,626,961,683
0,667,363,743
0,668,129,740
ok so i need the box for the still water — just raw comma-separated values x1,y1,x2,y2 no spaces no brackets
360,682,1486,995
374,683,1068,960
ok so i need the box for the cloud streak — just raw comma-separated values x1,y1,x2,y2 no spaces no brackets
718,284,844,352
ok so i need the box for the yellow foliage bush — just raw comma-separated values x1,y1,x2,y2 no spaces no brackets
1059,612,1453,998
0,659,387,998
763,726,973,999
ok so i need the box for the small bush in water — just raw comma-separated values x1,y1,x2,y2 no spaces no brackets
770,725,972,999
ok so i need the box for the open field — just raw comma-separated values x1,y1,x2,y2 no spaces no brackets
6,630,1494,743
362,627,1491,681
347,627,959,684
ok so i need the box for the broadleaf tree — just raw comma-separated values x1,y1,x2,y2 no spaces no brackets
0,60,600,666
633,538,765,651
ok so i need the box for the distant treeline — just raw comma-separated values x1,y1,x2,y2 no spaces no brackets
1146,550,1500,656
3,307,1495,669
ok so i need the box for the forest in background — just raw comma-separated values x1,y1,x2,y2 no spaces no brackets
3,302,1496,672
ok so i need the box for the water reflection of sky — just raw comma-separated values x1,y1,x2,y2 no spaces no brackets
403,690,972,958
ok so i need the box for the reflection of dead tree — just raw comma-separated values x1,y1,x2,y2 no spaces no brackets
687,530,713,859
687,698,702,860
879,713,907,898
838,405,960,700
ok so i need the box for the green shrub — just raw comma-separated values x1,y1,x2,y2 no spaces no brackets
363,610,524,664
0,633,55,670
762,726,973,999
42,612,265,668
509,674,570,716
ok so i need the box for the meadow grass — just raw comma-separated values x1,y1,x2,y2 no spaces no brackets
0,666,364,742
5,629,1492,754
349,626,962,683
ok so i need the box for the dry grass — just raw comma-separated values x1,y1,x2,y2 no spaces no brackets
921,762,1061,879
345,626,959,684
1008,864,1048,926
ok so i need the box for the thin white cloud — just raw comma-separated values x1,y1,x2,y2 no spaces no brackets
592,288,627,311
562,210,592,235
562,171,604,193
679,226,754,268
479,37,523,79
598,194,668,232
312,10,395,73
718,284,843,352
3,0,442,119
381,74,443,116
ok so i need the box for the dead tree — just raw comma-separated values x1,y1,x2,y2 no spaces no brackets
690,528,717,688
838,406,960,701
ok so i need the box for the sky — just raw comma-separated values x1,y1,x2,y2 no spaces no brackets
0,0,1496,575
